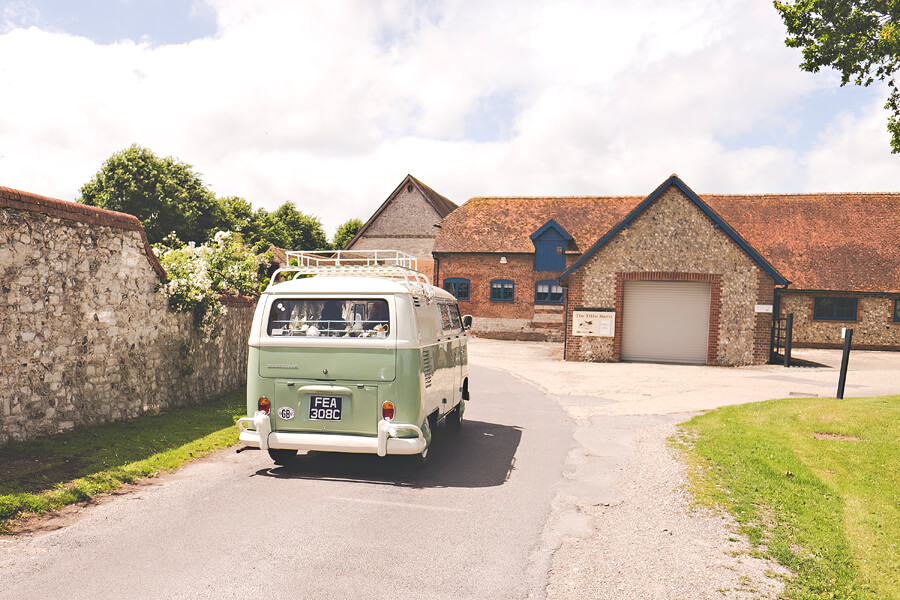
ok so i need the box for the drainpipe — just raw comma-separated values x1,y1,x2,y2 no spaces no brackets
434,254,439,287
560,278,569,360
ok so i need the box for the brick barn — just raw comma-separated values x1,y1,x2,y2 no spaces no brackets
433,175,900,365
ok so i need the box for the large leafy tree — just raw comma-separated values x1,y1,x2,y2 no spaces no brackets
79,145,224,244
332,218,364,250
248,202,329,253
775,0,900,152
216,195,255,235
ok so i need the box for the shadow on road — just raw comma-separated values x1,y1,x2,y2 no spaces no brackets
250,419,521,488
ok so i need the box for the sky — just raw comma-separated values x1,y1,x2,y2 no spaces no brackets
0,0,897,238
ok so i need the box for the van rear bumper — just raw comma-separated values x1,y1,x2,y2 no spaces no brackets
237,412,426,456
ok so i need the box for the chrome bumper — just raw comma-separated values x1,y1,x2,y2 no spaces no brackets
236,412,426,456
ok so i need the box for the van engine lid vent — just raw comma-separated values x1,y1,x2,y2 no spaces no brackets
422,348,434,387
412,296,423,307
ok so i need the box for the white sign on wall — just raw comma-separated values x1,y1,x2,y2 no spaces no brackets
755,304,773,313
572,310,615,337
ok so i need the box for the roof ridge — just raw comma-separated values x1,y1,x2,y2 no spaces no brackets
465,191,900,201
701,191,900,198
408,175,458,216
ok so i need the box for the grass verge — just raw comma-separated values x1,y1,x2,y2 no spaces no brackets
0,388,245,533
677,395,899,600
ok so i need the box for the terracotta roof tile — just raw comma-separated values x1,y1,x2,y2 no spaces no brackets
409,175,458,217
704,193,900,293
434,196,640,254
435,192,900,293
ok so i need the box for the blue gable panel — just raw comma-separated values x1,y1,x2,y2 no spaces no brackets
530,219,573,242
559,175,789,285
532,219,572,271
534,239,566,270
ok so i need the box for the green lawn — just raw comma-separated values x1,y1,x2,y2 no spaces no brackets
0,388,245,532
678,395,899,600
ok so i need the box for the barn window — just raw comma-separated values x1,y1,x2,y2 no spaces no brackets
813,297,858,321
535,281,564,303
443,278,470,300
894,299,900,322
490,279,515,302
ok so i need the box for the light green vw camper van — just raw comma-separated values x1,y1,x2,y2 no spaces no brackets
237,251,470,466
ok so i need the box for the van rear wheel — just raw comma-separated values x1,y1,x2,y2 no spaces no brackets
268,448,297,465
412,445,429,467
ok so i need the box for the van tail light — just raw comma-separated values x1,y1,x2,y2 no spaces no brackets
382,401,395,421
258,397,271,415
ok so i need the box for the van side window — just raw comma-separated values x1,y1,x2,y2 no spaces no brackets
439,303,453,331
439,302,463,332
267,298,390,338
449,304,462,330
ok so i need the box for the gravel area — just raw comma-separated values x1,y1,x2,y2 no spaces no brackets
543,418,788,599
464,338,900,599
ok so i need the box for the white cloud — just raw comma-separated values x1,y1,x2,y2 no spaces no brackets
802,94,898,191
0,0,897,237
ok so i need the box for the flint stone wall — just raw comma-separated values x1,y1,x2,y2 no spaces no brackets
0,187,253,446
779,291,900,350
565,186,774,365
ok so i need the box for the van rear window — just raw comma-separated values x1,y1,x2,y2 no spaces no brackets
268,299,390,338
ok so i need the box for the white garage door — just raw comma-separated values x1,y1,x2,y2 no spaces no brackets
621,281,711,364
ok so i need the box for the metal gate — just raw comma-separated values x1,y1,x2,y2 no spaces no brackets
770,313,793,366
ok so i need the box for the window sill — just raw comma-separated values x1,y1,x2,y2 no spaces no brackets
812,318,859,323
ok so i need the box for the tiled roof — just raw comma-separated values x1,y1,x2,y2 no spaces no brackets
435,190,900,293
704,193,900,293
559,176,788,285
433,196,640,254
409,175,457,218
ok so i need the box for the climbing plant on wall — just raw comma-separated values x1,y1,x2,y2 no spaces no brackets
154,231,270,340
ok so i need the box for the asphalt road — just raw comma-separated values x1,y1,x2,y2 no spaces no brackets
0,364,574,600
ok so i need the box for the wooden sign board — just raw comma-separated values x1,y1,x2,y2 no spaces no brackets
572,310,615,337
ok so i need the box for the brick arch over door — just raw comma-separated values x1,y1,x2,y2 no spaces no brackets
613,272,722,364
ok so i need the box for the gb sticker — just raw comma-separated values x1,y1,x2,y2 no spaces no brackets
277,406,295,420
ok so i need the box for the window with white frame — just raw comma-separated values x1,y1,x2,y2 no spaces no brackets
535,280,563,303
490,279,514,302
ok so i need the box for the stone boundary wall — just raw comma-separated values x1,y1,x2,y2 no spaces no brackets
1,186,254,446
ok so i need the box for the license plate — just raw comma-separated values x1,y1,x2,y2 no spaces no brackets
309,395,343,421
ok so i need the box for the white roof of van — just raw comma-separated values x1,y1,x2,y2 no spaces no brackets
264,275,456,300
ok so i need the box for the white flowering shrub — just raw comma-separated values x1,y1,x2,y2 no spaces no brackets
154,232,270,340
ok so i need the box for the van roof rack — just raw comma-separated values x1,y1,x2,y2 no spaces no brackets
268,250,433,294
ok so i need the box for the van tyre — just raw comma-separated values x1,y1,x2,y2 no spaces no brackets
412,445,429,468
268,448,297,465
446,404,462,432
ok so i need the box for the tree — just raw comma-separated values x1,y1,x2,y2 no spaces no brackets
332,218,364,250
775,0,900,152
247,202,329,253
216,195,255,235
79,145,224,244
